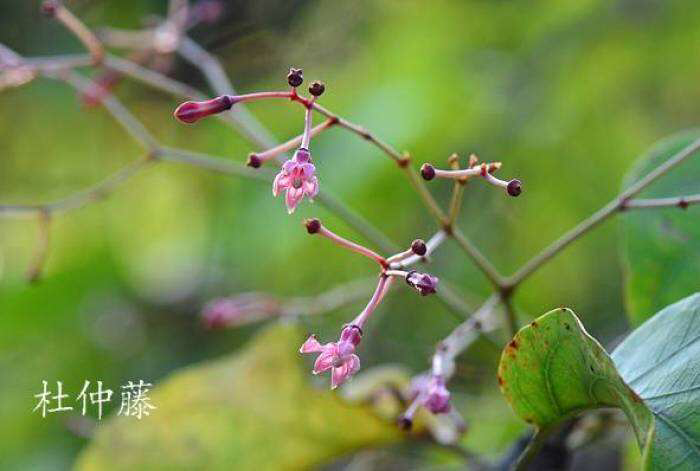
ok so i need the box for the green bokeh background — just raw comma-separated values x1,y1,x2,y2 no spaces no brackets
2,0,699,469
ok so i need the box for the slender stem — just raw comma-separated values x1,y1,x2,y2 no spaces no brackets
514,427,553,471
384,269,408,278
432,294,501,379
447,155,466,225
301,97,316,149
505,135,700,289
316,225,387,267
501,293,518,337
59,71,160,151
253,119,335,163
52,4,104,65
404,164,448,224
351,274,393,328
622,193,700,209
451,227,506,289
283,277,380,317
391,230,446,269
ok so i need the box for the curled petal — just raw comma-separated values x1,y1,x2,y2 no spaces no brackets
330,355,360,389
272,172,288,197
285,187,304,214
299,335,324,353
304,177,319,198
313,350,336,374
300,162,316,179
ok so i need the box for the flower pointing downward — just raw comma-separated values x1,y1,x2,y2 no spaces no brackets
299,324,362,389
273,148,319,213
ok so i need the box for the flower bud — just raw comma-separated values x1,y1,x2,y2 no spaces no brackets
406,271,439,296
305,218,321,234
411,239,427,256
247,154,261,168
397,416,413,430
287,68,303,87
40,1,58,16
308,80,325,97
173,95,234,124
420,163,435,181
507,179,522,197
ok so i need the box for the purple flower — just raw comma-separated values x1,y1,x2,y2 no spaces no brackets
272,148,319,213
419,375,451,413
406,271,439,296
299,325,362,389
400,374,451,428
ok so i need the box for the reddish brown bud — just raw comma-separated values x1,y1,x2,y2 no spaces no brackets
398,416,413,430
40,1,58,16
507,179,522,197
420,163,435,181
411,239,427,256
247,154,261,168
308,81,325,96
305,218,321,234
287,68,303,87
173,95,234,124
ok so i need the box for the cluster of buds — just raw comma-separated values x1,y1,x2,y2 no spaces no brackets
300,219,441,389
174,67,327,213
421,154,522,197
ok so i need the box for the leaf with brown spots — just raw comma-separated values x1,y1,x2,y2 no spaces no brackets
497,308,654,460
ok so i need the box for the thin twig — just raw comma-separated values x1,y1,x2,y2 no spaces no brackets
505,136,700,289
622,193,700,209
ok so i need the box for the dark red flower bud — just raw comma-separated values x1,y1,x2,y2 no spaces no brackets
507,179,522,197
287,68,303,87
398,416,413,430
411,239,427,256
173,95,234,124
247,154,261,168
420,163,435,181
40,0,58,16
305,218,321,234
308,80,325,97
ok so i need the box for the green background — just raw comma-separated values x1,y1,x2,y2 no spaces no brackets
2,0,699,469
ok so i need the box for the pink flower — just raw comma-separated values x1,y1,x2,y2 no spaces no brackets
272,148,319,213
299,325,362,389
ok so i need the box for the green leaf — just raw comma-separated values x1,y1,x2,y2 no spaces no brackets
75,323,403,470
612,293,700,471
497,308,653,450
621,130,700,324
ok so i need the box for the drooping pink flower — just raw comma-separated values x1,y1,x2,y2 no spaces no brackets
299,324,362,389
272,148,319,213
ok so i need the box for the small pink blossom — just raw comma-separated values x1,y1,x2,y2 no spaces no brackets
272,148,319,213
299,325,362,389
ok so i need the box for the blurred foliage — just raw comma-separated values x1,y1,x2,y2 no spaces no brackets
75,323,403,470
1,0,700,469
621,131,700,325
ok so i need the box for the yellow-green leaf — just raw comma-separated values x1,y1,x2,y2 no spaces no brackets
75,323,403,470
497,308,653,451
